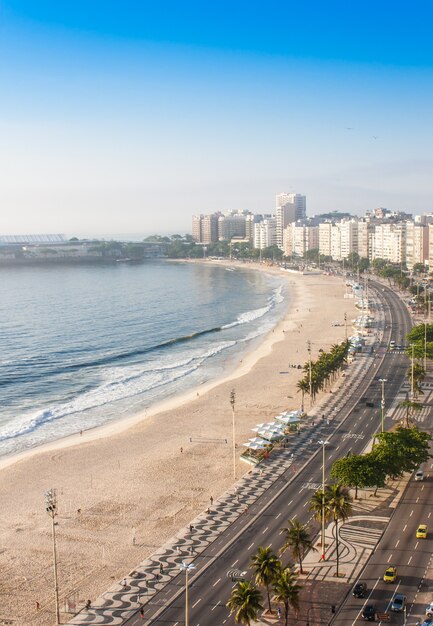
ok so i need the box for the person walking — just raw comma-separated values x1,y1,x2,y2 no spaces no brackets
210,495,213,505
122,578,127,588
159,563,163,574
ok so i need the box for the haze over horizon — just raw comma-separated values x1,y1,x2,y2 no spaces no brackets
1,0,433,237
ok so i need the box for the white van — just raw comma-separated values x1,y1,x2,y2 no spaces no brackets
415,470,424,481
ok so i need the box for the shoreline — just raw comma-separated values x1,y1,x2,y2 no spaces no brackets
0,261,291,472
0,265,359,625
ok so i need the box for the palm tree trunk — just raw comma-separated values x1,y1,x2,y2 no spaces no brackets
355,484,358,499
266,585,272,614
335,518,339,577
299,553,303,574
285,601,289,626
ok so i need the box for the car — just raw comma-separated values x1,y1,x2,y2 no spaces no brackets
426,601,433,616
384,566,397,583
420,620,433,626
362,605,376,621
416,523,428,539
353,581,367,598
415,470,424,481
391,593,406,612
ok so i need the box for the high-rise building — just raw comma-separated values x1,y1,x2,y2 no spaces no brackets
254,218,277,249
275,193,306,249
191,214,219,244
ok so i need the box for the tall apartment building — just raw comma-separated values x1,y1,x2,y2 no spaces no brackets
275,193,306,249
218,211,251,241
254,218,277,249
192,214,220,244
371,222,407,264
405,222,428,269
283,222,319,258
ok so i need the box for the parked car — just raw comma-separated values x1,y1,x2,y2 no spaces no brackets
362,605,376,621
415,470,424,481
425,601,433,616
417,524,427,539
353,581,367,598
391,593,406,612
384,566,397,583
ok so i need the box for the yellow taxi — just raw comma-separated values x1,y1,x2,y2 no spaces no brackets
384,566,397,583
416,524,427,539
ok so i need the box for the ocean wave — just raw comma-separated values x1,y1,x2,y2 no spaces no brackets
0,339,237,443
222,284,284,330
0,325,224,388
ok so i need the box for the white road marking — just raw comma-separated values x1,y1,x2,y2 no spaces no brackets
410,510,414,517
262,527,268,534
288,500,293,506
415,542,419,549
192,598,201,608
211,602,221,611
395,540,400,548
231,559,239,567
416,497,419,503
213,578,221,587
428,512,431,519
403,524,407,532
408,556,413,565
387,554,393,563
276,512,281,519
247,543,254,550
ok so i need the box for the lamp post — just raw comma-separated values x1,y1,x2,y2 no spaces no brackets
180,561,196,626
230,389,236,480
318,440,329,560
44,488,60,625
378,378,387,432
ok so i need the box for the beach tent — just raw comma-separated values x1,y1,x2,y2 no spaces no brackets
275,414,301,426
242,441,266,450
254,429,284,442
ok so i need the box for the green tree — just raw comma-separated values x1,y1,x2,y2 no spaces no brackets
272,566,301,626
251,547,281,614
398,398,423,428
325,483,353,577
226,581,264,625
375,427,432,476
280,518,315,574
330,455,374,499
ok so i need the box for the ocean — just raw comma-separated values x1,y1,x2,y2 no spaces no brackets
0,260,288,458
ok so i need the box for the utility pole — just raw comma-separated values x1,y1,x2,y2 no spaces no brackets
45,488,60,626
411,344,415,401
307,340,312,407
230,389,236,480
379,378,387,432
318,440,329,560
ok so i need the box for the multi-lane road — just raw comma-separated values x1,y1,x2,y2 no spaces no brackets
124,280,431,626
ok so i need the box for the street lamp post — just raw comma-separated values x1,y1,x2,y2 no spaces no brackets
318,440,329,560
230,389,236,481
45,488,60,626
180,561,196,626
378,378,387,432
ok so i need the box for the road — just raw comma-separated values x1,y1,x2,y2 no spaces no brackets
124,280,414,626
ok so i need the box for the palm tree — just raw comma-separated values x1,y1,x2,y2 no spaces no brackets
226,580,263,625
280,518,315,574
325,483,353,577
309,489,331,527
398,397,422,427
272,566,301,626
251,547,281,614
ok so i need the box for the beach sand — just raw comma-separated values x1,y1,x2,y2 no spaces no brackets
0,266,358,624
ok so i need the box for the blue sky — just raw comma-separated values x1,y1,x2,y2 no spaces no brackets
1,0,433,236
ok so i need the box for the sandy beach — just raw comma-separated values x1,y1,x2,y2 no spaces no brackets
0,265,358,625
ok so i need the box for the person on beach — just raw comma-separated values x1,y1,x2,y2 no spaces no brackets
122,578,127,588
159,563,163,574
85,600,91,610
210,495,213,505
140,606,144,618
